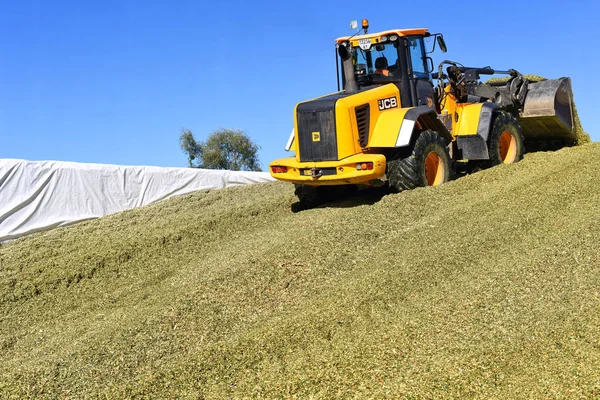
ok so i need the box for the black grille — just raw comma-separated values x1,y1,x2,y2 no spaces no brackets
355,104,370,147
297,109,338,162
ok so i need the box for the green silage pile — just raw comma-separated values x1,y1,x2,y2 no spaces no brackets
572,102,591,145
485,74,547,85
484,75,591,145
2,143,600,398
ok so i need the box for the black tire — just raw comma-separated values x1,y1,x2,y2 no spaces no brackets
486,110,524,166
293,184,356,209
294,184,321,208
387,130,451,192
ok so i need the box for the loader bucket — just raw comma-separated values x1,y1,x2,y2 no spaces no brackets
519,78,575,141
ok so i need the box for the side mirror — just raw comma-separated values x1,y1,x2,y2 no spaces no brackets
426,57,435,74
437,36,447,53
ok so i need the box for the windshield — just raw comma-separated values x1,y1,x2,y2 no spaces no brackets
337,41,401,90
352,41,399,77
336,35,430,91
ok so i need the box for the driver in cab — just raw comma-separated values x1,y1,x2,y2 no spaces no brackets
374,56,389,77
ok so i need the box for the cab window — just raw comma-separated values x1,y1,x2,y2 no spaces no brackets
353,42,398,76
407,37,427,76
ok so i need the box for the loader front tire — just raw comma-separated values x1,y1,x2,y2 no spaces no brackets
294,184,321,208
387,130,451,192
293,184,356,209
487,111,524,166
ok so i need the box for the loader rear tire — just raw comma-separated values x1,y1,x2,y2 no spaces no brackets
387,130,451,192
487,111,524,166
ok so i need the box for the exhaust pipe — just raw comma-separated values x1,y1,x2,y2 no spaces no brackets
338,43,358,93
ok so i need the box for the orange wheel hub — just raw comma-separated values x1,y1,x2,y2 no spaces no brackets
424,152,445,186
499,131,517,163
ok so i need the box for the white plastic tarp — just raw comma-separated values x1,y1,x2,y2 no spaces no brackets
0,159,275,242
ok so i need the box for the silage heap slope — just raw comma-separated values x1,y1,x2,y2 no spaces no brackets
1,144,600,398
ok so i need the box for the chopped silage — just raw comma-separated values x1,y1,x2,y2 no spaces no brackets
484,74,591,145
485,74,547,85
1,143,600,398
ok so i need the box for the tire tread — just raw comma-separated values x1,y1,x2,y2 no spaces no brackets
388,130,451,192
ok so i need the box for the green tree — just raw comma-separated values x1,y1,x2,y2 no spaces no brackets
179,128,262,171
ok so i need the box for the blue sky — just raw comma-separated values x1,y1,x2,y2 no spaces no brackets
1,0,598,169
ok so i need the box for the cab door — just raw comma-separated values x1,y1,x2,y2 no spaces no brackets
407,36,435,108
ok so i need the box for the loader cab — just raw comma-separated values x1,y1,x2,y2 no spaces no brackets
336,29,441,109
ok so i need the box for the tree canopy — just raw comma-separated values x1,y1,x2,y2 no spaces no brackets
179,128,261,171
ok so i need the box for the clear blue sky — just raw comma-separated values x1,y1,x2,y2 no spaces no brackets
1,0,598,169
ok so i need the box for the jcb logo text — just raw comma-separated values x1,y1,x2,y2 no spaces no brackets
378,97,398,111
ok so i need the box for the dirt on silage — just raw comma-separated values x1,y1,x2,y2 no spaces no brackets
1,143,600,398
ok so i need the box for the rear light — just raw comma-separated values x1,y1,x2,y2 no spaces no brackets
356,162,373,171
271,166,288,174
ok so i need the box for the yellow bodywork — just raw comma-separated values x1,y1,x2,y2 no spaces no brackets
270,153,386,186
454,103,485,136
438,88,486,138
369,106,413,147
333,84,403,151
271,84,407,186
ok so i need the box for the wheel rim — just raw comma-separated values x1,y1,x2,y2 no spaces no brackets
499,131,517,163
424,151,445,186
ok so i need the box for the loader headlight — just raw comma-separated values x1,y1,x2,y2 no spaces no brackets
389,35,398,41
380,36,388,42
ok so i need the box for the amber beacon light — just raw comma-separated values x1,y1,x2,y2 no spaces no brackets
362,19,369,33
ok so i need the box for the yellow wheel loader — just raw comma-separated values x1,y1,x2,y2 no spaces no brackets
270,20,576,206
